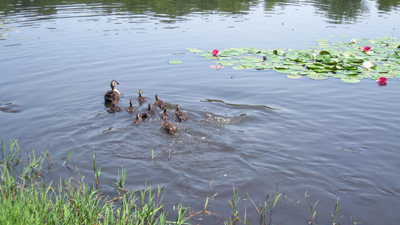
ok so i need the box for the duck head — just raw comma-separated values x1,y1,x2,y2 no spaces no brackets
110,80,119,90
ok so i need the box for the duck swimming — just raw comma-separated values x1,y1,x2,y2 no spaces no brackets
141,103,155,120
133,113,142,124
162,115,177,133
161,105,169,119
126,99,136,114
111,101,123,112
138,90,147,103
104,80,120,103
175,105,188,121
146,103,155,115
155,94,167,109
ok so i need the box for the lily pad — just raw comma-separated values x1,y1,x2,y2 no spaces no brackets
341,78,361,83
186,48,204,53
168,60,183,64
287,74,302,79
189,36,400,83
233,65,246,70
215,61,234,66
308,75,328,80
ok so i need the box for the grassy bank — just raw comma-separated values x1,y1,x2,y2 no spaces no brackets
0,139,358,224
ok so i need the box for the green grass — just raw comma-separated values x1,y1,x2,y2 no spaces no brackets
0,139,189,224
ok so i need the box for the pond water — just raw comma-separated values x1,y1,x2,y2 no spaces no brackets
1,0,400,224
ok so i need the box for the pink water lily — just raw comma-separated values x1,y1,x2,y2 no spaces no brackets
212,49,219,57
378,77,387,83
363,46,371,52
377,77,388,86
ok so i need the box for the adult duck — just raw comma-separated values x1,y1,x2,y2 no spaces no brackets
104,80,120,103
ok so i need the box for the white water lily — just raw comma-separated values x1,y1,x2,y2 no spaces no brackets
312,52,317,59
351,39,356,44
362,61,377,69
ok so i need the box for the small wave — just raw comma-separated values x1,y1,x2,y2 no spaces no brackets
0,102,22,113
203,112,243,124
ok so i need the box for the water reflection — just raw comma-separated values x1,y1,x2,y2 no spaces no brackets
0,0,261,17
1,0,399,24
308,0,369,24
376,0,400,12
264,0,295,11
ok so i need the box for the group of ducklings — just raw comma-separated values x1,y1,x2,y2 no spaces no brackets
104,80,187,133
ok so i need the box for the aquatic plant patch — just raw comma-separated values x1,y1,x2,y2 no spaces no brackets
168,60,183,64
187,37,400,84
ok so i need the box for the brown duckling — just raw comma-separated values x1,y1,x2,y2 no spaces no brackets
162,115,177,133
155,94,167,109
175,105,188,121
111,101,123,112
161,105,169,119
126,99,136,114
141,103,155,120
133,113,142,124
146,103,155,115
138,90,147,103
141,112,149,120
104,80,120,103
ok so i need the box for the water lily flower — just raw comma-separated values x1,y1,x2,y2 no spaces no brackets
311,52,317,59
378,77,387,83
363,46,371,52
377,77,388,86
351,39,356,44
212,49,219,57
362,61,377,70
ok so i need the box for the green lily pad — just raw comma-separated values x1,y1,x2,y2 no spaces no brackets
233,65,246,70
308,75,328,80
341,78,361,83
186,48,204,53
168,60,183,64
215,61,234,66
189,36,400,84
287,74,302,79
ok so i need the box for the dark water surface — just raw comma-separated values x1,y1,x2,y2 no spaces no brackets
1,0,400,224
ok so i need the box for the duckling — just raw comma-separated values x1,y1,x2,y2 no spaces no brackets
111,101,123,112
155,94,167,109
162,115,177,133
141,112,149,120
141,103,155,120
137,90,147,103
175,105,188,121
104,80,120,103
126,99,136,114
146,103,155,115
133,113,142,124
161,105,169,119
